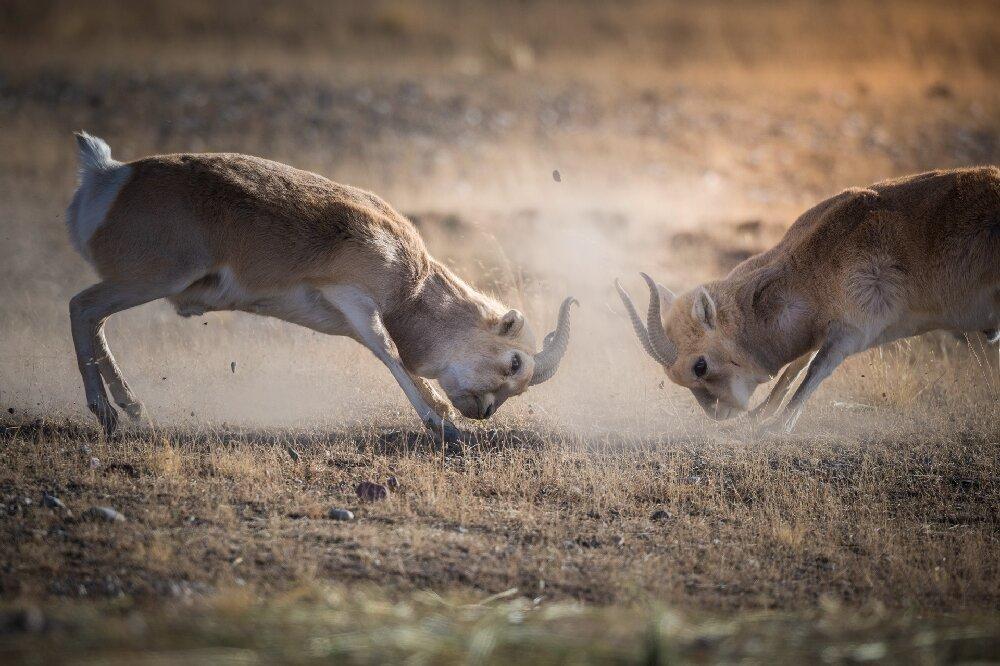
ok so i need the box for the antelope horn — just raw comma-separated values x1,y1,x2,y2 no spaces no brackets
614,278,665,365
529,297,578,386
614,275,678,367
640,272,678,366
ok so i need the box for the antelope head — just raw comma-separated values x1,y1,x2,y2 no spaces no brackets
615,274,768,420
438,297,578,419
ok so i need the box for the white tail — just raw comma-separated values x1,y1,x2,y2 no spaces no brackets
66,132,132,261
74,131,117,176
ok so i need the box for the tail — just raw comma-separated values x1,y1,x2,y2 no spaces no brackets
74,131,117,178
67,132,128,262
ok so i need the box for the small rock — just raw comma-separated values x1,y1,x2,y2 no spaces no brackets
230,361,237,373
1,606,45,633
650,509,671,521
612,535,625,547
356,481,389,502
386,476,399,491
6,407,14,415
552,169,561,182
42,493,66,510
89,457,101,469
286,446,300,463
83,506,125,523
328,508,354,521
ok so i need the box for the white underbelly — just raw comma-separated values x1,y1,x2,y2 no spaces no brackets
170,267,251,316
874,287,998,345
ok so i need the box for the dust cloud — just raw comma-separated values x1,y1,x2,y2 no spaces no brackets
1,0,997,440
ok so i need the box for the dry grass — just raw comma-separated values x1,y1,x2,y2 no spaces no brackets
1,0,999,661
3,587,999,664
2,413,998,611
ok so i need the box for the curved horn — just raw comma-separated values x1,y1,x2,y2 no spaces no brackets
640,272,678,366
614,278,666,365
529,297,578,386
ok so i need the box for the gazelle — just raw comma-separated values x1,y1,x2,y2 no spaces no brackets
66,132,576,440
617,167,999,432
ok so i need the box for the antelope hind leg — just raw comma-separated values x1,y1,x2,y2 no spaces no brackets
95,326,147,421
70,281,169,436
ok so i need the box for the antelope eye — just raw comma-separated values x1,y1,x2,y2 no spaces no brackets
510,353,521,375
693,357,708,378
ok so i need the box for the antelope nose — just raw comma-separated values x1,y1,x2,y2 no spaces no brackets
479,393,496,419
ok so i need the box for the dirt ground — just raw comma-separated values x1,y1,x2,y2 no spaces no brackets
0,0,998,662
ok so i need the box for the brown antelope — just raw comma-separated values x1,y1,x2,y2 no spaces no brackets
66,132,576,440
617,167,999,432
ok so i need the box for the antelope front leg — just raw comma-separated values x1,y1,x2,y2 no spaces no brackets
748,352,812,423
324,287,463,443
409,373,456,422
761,324,865,434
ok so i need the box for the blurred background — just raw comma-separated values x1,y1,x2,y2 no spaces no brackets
1,0,998,436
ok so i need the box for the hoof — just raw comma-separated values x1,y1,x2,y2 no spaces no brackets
119,401,147,422
90,402,119,438
754,411,799,437
426,419,463,445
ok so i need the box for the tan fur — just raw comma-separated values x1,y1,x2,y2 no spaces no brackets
67,140,568,438
634,167,999,430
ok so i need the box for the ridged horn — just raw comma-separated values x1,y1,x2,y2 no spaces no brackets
614,275,677,367
529,297,578,386
614,278,664,365
640,272,678,366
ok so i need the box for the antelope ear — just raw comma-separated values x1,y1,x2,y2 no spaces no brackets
657,282,676,312
498,309,525,336
692,287,717,330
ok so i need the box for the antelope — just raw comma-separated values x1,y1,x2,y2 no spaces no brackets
66,132,576,440
617,167,999,432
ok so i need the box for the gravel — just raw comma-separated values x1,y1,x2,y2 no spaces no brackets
328,508,354,521
41,492,66,510
83,506,126,523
